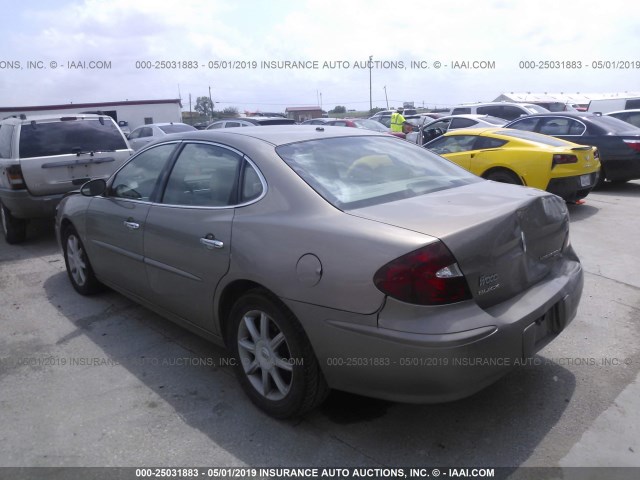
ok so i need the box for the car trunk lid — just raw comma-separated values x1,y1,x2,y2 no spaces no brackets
347,182,570,308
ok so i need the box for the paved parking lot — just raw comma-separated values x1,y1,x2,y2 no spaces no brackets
1,182,639,470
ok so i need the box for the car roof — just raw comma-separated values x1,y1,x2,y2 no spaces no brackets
437,127,579,147
1,113,109,125
134,122,190,128
154,125,388,147
605,109,640,115
509,112,593,119
435,114,506,121
440,127,499,135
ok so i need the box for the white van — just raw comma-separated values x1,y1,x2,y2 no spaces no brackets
587,97,640,114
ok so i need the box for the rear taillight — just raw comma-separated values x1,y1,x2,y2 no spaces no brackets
552,154,578,166
374,241,471,305
623,139,640,153
6,165,26,190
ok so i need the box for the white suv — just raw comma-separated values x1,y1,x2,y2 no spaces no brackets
0,114,132,243
449,102,549,121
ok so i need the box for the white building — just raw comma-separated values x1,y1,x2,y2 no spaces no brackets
0,99,183,130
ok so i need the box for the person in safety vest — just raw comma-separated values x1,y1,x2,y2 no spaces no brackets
390,108,406,133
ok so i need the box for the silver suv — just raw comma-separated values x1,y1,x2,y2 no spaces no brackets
449,102,549,121
0,114,132,243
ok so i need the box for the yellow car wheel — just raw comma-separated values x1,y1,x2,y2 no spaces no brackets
484,169,522,185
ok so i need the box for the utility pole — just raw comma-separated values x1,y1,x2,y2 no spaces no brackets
319,92,322,112
208,86,214,121
189,93,192,125
369,55,373,112
384,86,389,110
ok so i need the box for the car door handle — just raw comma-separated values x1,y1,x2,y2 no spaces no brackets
124,220,140,230
200,237,224,249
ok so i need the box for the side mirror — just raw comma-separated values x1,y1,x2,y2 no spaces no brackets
81,178,107,197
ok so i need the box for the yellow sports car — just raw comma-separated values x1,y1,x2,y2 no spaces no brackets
424,128,601,201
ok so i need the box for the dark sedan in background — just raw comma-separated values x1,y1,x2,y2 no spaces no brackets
56,126,583,418
505,113,640,184
206,117,296,129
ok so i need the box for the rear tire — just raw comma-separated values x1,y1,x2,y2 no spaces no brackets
0,201,27,244
62,226,103,295
228,289,329,418
484,169,522,185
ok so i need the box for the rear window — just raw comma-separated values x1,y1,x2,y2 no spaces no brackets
589,115,640,133
495,129,571,147
525,104,551,114
353,119,389,132
18,119,127,158
158,124,196,134
276,136,480,210
483,116,507,125
257,119,296,126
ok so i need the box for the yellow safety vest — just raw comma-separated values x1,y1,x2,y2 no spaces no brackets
390,112,405,132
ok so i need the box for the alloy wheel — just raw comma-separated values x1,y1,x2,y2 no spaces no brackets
237,309,293,401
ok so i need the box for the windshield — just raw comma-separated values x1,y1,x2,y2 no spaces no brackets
158,124,196,134
276,136,481,210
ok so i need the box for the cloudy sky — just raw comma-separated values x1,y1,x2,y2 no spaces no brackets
1,0,639,113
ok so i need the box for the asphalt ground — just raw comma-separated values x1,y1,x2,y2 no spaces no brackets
1,181,639,473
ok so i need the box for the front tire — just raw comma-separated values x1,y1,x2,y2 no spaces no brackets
228,289,328,418
62,226,102,295
0,201,27,244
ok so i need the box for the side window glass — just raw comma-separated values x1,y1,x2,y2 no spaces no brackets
428,135,477,154
509,117,539,131
477,106,499,117
567,119,586,135
476,137,507,149
449,118,476,129
162,143,242,207
241,162,264,203
140,127,153,138
225,122,241,128
539,118,571,135
110,144,176,200
625,99,640,109
501,106,526,121
451,108,471,115
0,124,14,158
624,113,640,128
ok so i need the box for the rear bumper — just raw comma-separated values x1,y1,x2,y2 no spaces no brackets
546,171,599,201
286,257,583,403
0,188,63,219
601,156,640,181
